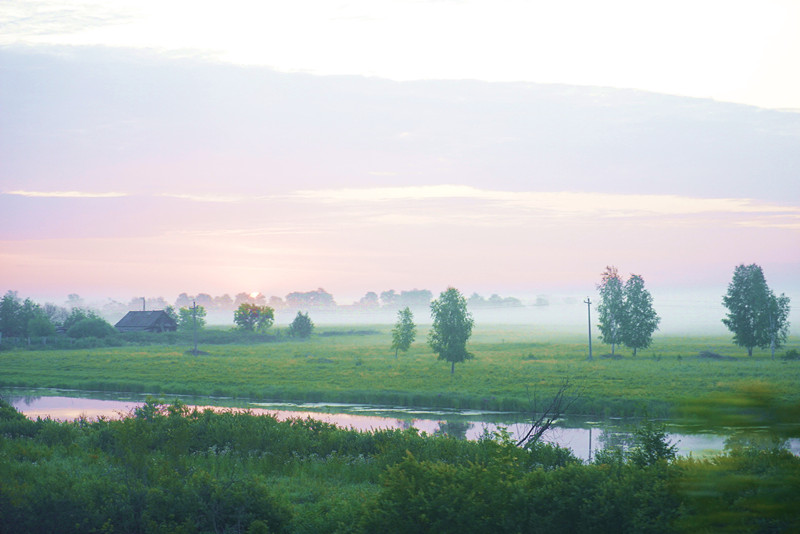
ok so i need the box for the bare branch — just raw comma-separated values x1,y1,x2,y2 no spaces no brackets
516,379,582,448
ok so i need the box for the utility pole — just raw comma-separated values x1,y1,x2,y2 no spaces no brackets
585,297,593,361
192,300,198,355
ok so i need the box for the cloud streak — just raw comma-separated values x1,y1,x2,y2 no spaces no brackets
290,185,800,220
4,190,128,198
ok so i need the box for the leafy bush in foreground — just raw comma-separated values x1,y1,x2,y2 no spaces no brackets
2,398,799,533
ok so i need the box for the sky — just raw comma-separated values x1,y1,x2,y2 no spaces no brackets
1,0,799,331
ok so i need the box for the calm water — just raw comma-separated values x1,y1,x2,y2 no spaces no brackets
6,388,791,462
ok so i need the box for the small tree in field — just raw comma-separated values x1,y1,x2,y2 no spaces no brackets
178,305,207,330
597,266,624,355
722,264,791,357
391,307,416,358
621,274,660,356
429,287,474,375
234,303,275,332
288,311,314,339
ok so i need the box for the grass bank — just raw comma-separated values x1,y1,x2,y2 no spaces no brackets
1,325,798,417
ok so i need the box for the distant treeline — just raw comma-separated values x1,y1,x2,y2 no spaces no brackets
3,287,531,320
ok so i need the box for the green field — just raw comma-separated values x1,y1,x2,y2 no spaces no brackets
2,325,798,418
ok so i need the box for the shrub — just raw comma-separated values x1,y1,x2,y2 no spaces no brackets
66,318,116,339
782,349,800,361
288,312,314,339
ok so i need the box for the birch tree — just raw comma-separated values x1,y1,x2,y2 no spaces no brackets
621,274,660,356
597,266,624,355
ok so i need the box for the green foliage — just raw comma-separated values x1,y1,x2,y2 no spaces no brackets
288,311,314,339
628,420,678,468
390,307,416,358
782,348,800,360
722,263,791,356
598,268,661,356
234,303,275,332
0,290,24,337
66,317,116,339
27,315,56,338
677,448,800,533
62,306,103,331
597,266,625,354
365,445,678,533
680,382,800,439
0,291,47,338
2,397,800,533
164,304,178,323
178,304,207,330
428,287,474,375
621,274,661,356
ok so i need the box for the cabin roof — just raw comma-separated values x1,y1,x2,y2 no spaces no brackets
115,310,177,332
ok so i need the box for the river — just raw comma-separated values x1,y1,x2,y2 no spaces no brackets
5,388,796,462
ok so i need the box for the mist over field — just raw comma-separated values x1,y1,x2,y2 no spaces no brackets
1,3,798,338
3,4,800,532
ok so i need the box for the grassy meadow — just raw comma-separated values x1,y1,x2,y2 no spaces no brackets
3,327,800,533
2,324,799,418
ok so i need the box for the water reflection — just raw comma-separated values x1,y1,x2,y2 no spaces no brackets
6,388,786,461
435,420,471,439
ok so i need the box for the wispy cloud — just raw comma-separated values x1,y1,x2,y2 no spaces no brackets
290,185,800,220
292,185,484,202
735,215,800,230
158,193,260,203
4,190,128,198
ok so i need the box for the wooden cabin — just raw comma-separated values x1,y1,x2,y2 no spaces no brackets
115,310,177,333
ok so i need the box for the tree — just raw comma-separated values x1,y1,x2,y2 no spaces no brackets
620,274,660,356
391,307,416,358
27,315,56,339
178,305,207,331
213,294,234,310
285,288,336,309
234,292,266,307
0,291,50,340
596,266,624,355
195,293,215,310
0,291,25,338
722,264,791,357
428,287,474,375
357,291,380,308
175,293,194,308
233,303,274,332
268,296,285,310
63,307,103,331
41,303,69,327
288,311,314,339
380,290,398,308
164,305,179,323
767,293,791,359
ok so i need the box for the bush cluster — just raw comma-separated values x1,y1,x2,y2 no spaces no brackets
2,398,799,533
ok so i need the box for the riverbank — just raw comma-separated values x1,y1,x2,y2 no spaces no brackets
1,396,798,533
1,326,798,418
9,389,765,461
